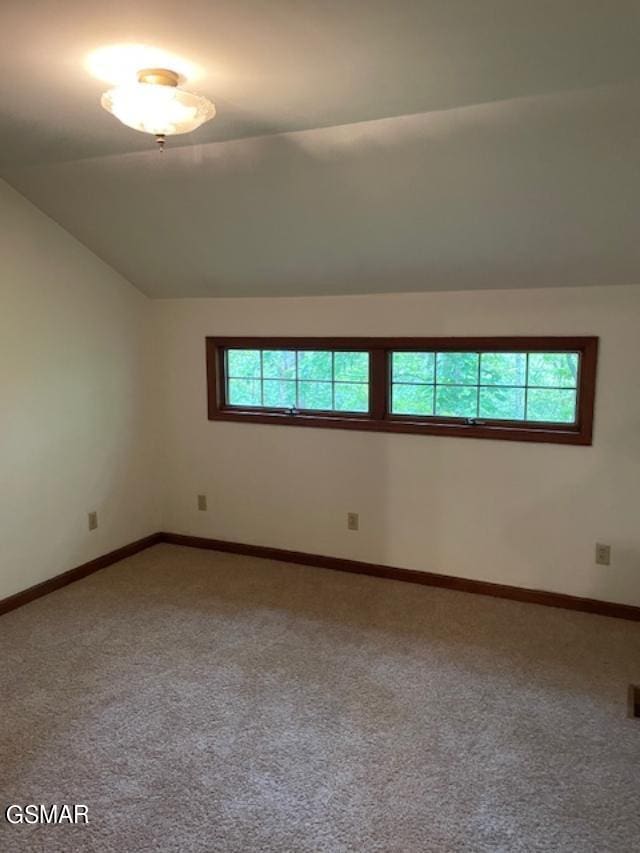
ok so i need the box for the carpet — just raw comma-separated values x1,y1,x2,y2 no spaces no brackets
1,543,639,852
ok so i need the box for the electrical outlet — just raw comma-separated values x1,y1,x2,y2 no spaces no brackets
595,542,611,566
88,511,98,531
197,494,208,511
347,512,359,531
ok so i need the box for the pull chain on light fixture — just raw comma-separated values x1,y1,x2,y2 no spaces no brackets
101,67,216,150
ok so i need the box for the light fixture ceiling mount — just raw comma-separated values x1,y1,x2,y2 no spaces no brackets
137,67,180,87
100,64,215,151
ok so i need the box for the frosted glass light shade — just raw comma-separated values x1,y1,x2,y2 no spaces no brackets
101,83,215,136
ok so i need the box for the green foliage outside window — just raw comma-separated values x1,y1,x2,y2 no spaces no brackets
227,349,369,412
226,348,579,423
391,351,578,423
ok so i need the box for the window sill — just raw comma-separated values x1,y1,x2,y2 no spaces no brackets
209,409,592,445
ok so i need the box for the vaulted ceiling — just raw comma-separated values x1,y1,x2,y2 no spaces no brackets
2,1,640,297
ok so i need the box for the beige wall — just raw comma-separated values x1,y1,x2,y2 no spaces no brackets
0,180,161,599
154,285,640,606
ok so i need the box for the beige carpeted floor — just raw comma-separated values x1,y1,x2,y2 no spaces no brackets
1,544,639,853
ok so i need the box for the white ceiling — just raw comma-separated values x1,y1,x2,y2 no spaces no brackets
2,0,640,297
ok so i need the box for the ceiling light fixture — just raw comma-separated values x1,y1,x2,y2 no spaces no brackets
100,67,215,151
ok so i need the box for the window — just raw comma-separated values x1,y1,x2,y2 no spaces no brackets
390,351,579,424
226,348,370,413
207,337,598,445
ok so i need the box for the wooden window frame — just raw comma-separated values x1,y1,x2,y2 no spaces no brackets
206,336,598,445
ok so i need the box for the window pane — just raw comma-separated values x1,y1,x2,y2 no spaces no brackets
298,351,332,380
263,350,296,380
298,381,333,410
334,383,369,412
392,384,434,415
387,349,581,424
228,378,262,406
334,352,369,382
227,349,261,378
479,387,526,420
528,353,578,388
480,353,526,386
437,352,479,385
392,352,435,384
526,389,576,423
263,379,296,408
435,385,477,418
